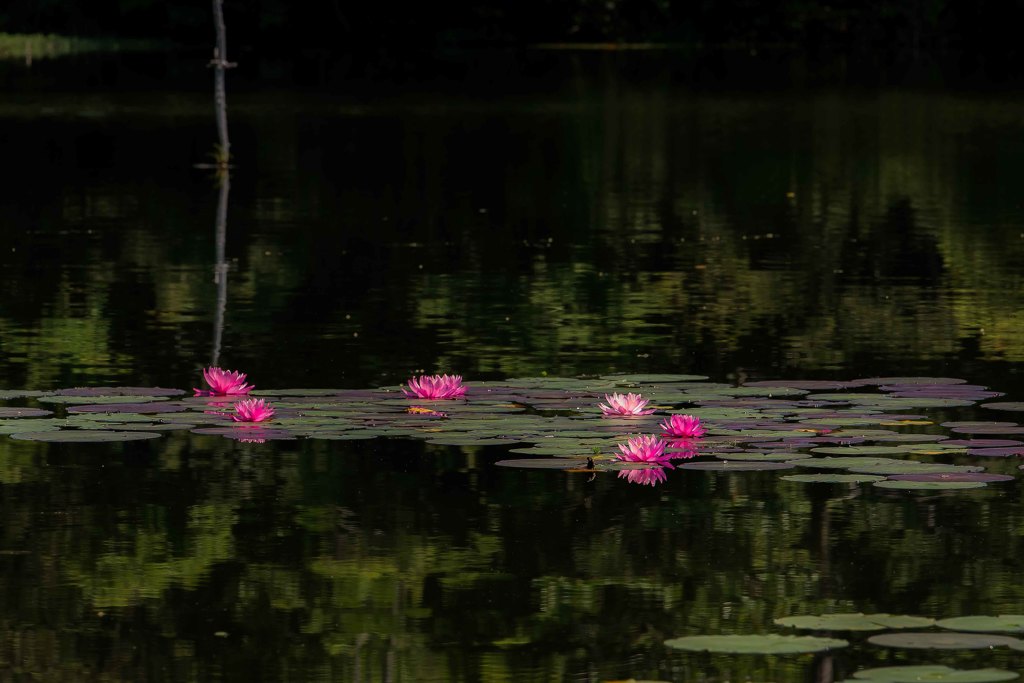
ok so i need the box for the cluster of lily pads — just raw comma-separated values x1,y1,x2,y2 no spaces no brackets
1,371,1024,490
665,613,1024,682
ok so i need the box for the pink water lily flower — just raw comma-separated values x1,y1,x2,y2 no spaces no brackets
618,468,668,486
599,392,656,416
659,414,706,439
194,367,254,396
232,398,275,422
615,434,672,464
402,374,467,400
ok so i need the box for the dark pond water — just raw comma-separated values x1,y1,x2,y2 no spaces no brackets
3,53,1024,681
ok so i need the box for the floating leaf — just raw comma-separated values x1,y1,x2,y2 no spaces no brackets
0,408,52,418
782,474,885,484
775,613,936,631
887,473,1013,483
873,480,987,491
952,426,1024,434
601,373,709,383
867,632,1023,649
981,402,1024,411
54,386,186,397
795,457,904,470
855,377,968,385
811,446,917,455
67,402,187,414
935,615,1024,633
851,665,1018,682
970,447,1024,456
9,430,162,442
715,452,812,462
39,395,171,405
940,439,1024,448
854,461,984,474
663,634,847,654
0,390,53,399
676,461,795,471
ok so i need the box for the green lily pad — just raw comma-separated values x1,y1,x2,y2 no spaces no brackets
873,480,987,490
37,395,170,405
851,463,984,475
775,613,936,631
9,430,163,442
715,452,813,462
851,665,1018,682
811,446,915,455
867,632,1023,649
935,615,1024,633
0,407,53,418
663,634,847,654
794,457,904,470
808,417,888,426
676,461,795,471
781,474,886,484
0,390,53,399
601,374,710,383
980,402,1024,412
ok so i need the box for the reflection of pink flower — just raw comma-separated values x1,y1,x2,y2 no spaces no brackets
599,392,656,416
402,374,467,400
660,414,706,438
232,398,275,422
615,435,671,464
239,438,267,444
666,439,699,459
194,367,254,396
618,468,668,486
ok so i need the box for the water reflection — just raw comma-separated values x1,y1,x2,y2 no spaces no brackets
3,59,1024,680
617,467,667,486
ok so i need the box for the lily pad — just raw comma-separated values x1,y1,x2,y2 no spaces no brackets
873,480,987,490
887,473,1013,483
811,446,916,455
663,634,847,654
39,395,171,405
850,463,984,476
775,613,936,631
715,452,812,462
980,402,1024,411
851,665,1018,682
54,386,186,397
0,390,53,399
867,632,1023,649
856,377,968,385
940,439,1024,448
676,461,795,471
935,615,1024,633
9,430,162,442
0,407,52,418
970,447,1024,456
794,457,904,470
601,373,709,383
67,402,187,414
781,474,886,484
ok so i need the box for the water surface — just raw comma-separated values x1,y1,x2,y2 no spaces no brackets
2,55,1024,681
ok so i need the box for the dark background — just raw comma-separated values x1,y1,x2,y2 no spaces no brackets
5,0,1024,85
